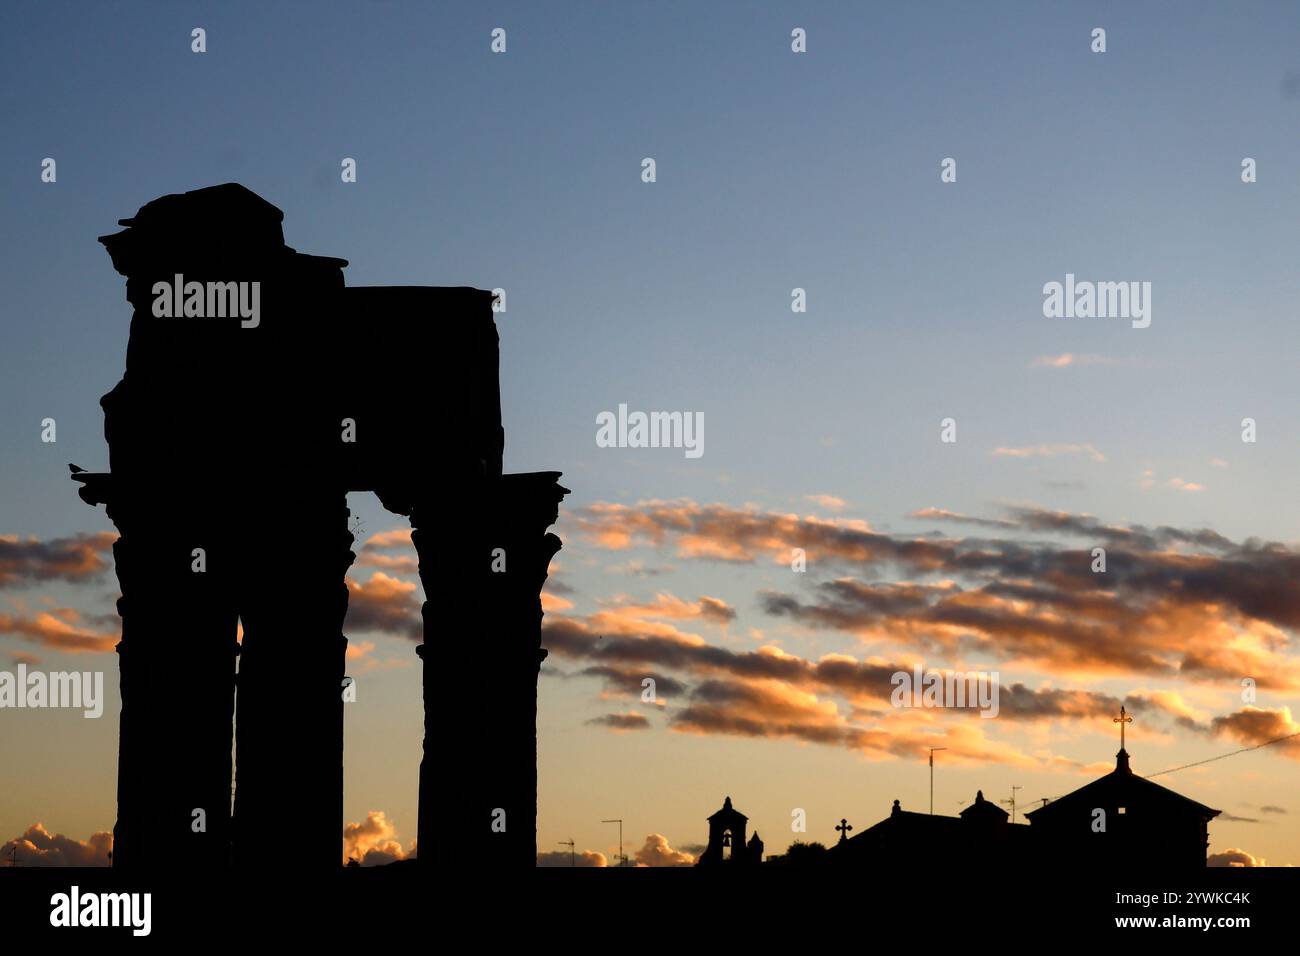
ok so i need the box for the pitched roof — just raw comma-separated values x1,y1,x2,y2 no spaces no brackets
1025,750,1221,823
832,794,1033,857
959,789,1008,822
708,796,748,822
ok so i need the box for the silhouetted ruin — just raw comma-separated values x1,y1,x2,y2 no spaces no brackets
72,183,567,869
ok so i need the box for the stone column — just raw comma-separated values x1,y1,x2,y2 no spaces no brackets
413,472,567,869
232,493,354,870
76,476,240,869
83,183,335,869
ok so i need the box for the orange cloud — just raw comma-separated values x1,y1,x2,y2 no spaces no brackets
597,592,734,626
354,552,419,574
0,607,118,653
910,507,1016,529
346,639,375,661
805,494,847,512
342,810,415,866
360,529,412,549
542,603,1279,773
633,833,695,867
541,591,574,613
1028,353,1124,369
354,527,418,574
587,711,651,731
668,673,1045,768
1,823,112,866
992,443,1106,462
1208,848,1268,867
344,572,421,641
572,500,1300,689
1203,706,1300,759
0,532,116,587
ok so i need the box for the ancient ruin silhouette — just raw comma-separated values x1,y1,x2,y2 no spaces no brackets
72,183,567,869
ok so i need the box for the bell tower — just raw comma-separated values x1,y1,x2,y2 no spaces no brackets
696,796,760,865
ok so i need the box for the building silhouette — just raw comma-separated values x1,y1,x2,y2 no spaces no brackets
1024,746,1220,869
695,796,764,866
831,790,1035,866
72,183,567,870
825,745,1220,869
697,741,1221,870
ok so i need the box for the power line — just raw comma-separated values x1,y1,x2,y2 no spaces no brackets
955,729,1299,811
1142,730,1300,779
939,729,1297,834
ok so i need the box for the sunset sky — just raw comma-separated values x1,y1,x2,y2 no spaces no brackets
3,2,1300,868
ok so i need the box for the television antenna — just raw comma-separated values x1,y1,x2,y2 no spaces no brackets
928,747,947,815
601,819,626,867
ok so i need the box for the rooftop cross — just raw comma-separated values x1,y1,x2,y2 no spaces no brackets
1113,704,1133,751
835,818,853,843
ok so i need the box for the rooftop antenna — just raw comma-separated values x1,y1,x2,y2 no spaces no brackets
601,819,626,867
558,838,575,867
928,747,947,815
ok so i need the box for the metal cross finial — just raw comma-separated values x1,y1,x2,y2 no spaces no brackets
1114,704,1133,750
835,818,853,843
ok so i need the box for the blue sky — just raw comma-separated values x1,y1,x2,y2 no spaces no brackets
3,1,1300,867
